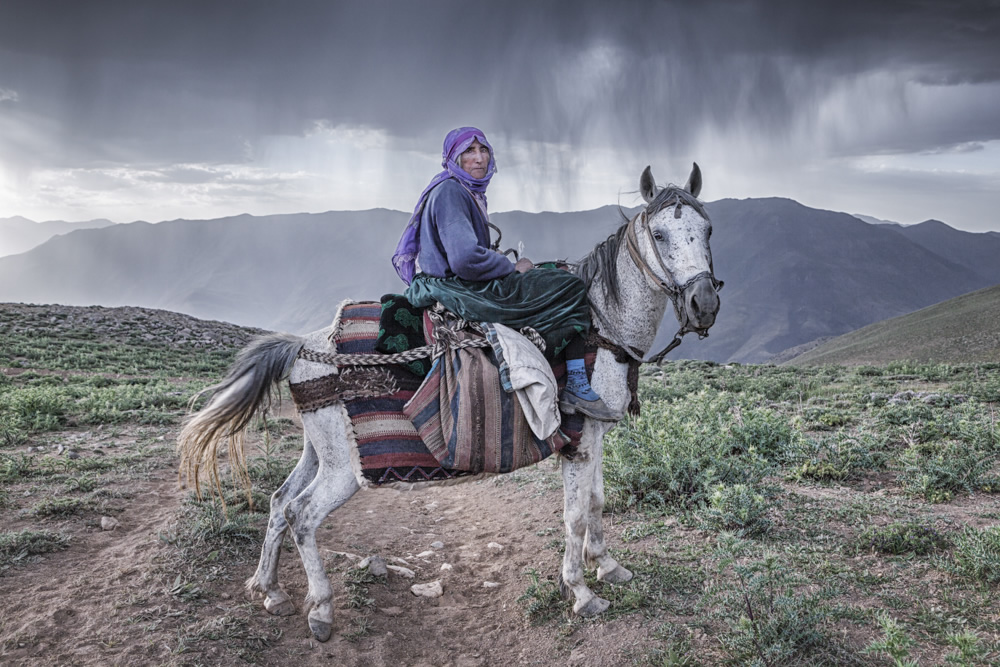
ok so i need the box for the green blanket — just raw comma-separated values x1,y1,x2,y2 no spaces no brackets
404,268,590,358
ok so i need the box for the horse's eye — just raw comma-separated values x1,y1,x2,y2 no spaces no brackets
652,231,664,242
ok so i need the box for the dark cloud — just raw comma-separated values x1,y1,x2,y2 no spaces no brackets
2,0,999,169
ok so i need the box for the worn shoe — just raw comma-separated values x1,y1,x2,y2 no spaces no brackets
559,390,621,422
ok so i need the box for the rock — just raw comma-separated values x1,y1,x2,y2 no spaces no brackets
483,581,500,589
415,550,435,559
66,450,80,460
430,541,444,549
487,542,504,552
411,581,443,598
100,516,120,531
387,565,416,579
380,606,404,617
440,563,453,571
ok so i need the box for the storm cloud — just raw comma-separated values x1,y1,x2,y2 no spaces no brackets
1,0,999,229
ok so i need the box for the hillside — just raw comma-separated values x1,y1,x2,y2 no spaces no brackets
0,198,997,363
891,219,1000,285
783,283,1000,366
0,216,115,258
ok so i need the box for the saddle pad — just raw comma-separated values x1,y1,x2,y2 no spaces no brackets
292,301,587,486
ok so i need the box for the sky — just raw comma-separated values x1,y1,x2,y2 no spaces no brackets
0,0,999,232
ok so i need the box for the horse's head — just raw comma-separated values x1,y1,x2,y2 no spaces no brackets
634,163,722,337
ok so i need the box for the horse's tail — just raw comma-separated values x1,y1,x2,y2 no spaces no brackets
178,333,305,501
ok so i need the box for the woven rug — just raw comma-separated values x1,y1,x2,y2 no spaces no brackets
289,301,587,486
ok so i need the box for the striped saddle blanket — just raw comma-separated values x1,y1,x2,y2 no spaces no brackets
289,301,586,486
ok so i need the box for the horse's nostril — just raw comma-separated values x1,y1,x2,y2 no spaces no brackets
690,294,700,316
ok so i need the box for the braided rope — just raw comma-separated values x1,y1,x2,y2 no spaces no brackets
300,301,547,370
298,336,489,368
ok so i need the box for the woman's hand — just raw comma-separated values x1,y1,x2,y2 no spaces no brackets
515,257,534,273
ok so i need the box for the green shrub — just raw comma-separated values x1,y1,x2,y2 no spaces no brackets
951,525,1000,583
700,483,775,537
878,401,934,427
518,568,565,625
0,529,71,569
896,441,997,503
32,496,91,517
0,387,67,431
603,392,774,512
160,495,266,564
704,537,830,666
856,522,950,555
0,414,26,448
728,404,795,461
784,432,887,482
865,611,918,667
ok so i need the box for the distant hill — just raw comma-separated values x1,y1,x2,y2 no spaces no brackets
853,213,903,226
0,216,116,257
0,198,997,363
890,219,1000,285
782,284,1000,366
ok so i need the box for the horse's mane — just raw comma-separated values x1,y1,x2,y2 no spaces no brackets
573,186,704,306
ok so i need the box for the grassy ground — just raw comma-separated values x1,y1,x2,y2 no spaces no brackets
530,359,1000,665
4,304,1000,664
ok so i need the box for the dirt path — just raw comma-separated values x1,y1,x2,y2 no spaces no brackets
0,435,655,667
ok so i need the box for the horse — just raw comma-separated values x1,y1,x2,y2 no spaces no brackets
178,163,722,642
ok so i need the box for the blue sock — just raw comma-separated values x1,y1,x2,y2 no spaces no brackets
565,359,601,401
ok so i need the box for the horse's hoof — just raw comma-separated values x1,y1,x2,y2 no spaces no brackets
263,595,295,616
574,595,610,617
308,617,333,642
599,564,633,585
556,571,571,601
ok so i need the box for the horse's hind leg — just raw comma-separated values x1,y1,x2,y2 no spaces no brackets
583,433,633,585
246,433,320,616
283,410,360,642
284,464,360,641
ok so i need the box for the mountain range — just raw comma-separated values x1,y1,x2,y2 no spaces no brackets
1,199,997,363
0,216,115,257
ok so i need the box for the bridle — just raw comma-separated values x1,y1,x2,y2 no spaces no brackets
593,195,723,365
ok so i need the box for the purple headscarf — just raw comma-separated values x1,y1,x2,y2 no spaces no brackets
391,127,497,284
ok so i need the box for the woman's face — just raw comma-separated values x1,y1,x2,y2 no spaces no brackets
458,139,490,179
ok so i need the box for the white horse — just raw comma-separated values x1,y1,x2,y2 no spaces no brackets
178,164,721,642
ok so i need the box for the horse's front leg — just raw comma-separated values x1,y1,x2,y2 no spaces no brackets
584,430,633,584
246,433,320,616
560,428,610,616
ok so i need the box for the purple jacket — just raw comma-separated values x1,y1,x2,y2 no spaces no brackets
416,179,514,281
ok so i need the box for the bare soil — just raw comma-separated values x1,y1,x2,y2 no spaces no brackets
0,421,670,667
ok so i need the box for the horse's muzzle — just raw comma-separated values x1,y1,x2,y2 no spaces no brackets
684,275,720,331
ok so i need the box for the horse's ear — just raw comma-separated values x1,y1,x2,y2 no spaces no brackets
685,162,702,198
640,166,657,203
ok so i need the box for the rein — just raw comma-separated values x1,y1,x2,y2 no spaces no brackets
593,197,723,366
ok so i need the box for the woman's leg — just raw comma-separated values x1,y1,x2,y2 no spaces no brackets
561,335,619,421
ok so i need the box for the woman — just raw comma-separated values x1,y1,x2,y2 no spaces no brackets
392,126,617,421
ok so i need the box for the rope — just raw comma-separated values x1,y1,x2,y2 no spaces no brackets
298,337,489,368
298,304,545,369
